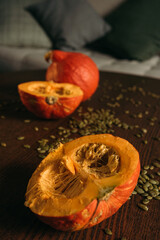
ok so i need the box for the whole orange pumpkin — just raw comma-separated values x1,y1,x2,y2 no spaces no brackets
45,50,99,101
25,134,140,231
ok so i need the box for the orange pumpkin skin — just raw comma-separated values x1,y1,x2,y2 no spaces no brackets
37,199,98,231
24,134,140,231
45,50,99,101
85,161,140,228
36,162,140,231
18,81,83,119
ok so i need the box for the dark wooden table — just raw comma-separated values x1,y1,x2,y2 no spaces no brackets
0,70,160,240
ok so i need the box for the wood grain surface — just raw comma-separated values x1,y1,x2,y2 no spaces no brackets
0,70,160,240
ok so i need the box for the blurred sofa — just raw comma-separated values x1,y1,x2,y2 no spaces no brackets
0,0,160,79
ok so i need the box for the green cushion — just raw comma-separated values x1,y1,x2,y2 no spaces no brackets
0,0,52,48
104,0,160,61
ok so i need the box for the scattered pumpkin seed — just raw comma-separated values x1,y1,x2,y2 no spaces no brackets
143,165,150,170
43,127,49,131
149,179,158,185
132,190,137,195
142,140,148,144
153,162,160,168
23,144,31,149
155,196,160,200
148,185,154,190
142,128,147,134
149,190,159,198
34,127,39,131
50,135,56,139
149,173,155,179
17,136,25,140
38,154,46,159
142,199,150,204
137,203,148,211
141,193,149,197
121,237,127,240
24,119,31,123
135,186,144,194
142,170,147,175
143,186,148,192
150,165,154,170
104,228,112,235
1,142,7,147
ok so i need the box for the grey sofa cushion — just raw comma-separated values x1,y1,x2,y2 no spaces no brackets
0,0,52,48
0,46,49,72
26,0,111,50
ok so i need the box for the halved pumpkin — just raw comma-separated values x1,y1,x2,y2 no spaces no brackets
25,134,140,231
18,81,83,119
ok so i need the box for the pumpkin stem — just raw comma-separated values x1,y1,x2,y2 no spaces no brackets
44,51,52,62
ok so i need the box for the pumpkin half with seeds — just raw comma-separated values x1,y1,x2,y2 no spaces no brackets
18,81,83,119
25,134,140,231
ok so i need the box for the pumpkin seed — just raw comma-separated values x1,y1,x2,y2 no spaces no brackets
121,237,127,240
135,186,144,194
142,128,147,134
149,190,159,197
157,171,160,176
148,185,154,190
155,196,160,200
143,165,150,170
132,190,137,195
149,179,158,185
137,203,148,211
142,199,150,204
23,144,31,149
43,127,49,131
147,196,152,200
153,162,160,168
150,165,154,170
142,140,148,144
1,142,7,147
143,186,148,192
141,193,149,197
143,182,151,188
104,228,112,235
38,154,46,159
138,179,143,184
142,170,147,175
17,136,25,140
50,135,56,139
141,173,150,180
24,119,31,123
34,127,39,131
149,174,155,179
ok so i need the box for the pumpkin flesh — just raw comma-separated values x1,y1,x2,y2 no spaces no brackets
25,134,140,231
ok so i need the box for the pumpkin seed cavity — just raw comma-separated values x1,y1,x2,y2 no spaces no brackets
75,143,120,178
40,143,119,200
29,84,71,96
